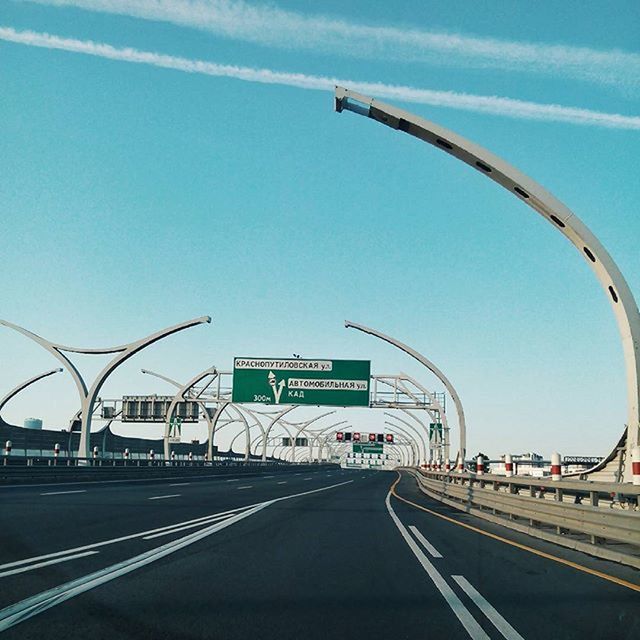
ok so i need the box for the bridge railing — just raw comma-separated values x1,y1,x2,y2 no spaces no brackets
408,469,640,569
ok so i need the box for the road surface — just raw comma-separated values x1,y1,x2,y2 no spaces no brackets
0,468,638,639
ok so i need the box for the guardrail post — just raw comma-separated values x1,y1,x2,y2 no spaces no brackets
476,455,484,476
505,453,513,478
632,446,640,486
551,452,562,481
188,451,193,466
171,450,176,466
54,443,60,466
124,448,129,466
92,446,99,466
3,440,10,465
149,449,155,466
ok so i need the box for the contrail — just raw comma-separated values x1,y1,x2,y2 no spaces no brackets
2,27,639,130
25,0,640,91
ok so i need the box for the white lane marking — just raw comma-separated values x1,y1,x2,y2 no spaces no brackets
143,513,236,540
226,479,240,482
0,506,254,572
148,494,180,500
262,475,274,479
0,471,293,490
40,490,87,496
386,493,489,640
277,481,287,484
0,504,268,632
237,486,252,490
0,480,353,632
0,552,98,579
452,576,525,640
409,525,443,558
303,477,312,481
169,482,190,486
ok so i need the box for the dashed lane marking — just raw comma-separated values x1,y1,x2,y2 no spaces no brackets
40,490,87,496
451,575,525,640
392,472,640,594
0,551,99,579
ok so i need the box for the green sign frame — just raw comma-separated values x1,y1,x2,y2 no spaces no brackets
232,357,370,407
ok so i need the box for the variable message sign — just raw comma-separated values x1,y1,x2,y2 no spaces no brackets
232,357,370,407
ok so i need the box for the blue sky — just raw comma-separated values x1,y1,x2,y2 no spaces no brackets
1,0,639,457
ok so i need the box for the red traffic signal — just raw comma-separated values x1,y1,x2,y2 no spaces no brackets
368,433,376,442
353,432,361,441
385,434,394,443
336,432,344,441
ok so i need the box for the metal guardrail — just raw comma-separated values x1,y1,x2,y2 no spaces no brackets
408,469,640,569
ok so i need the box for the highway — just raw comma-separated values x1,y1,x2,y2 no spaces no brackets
0,468,638,639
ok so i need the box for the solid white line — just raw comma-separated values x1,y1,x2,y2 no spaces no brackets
226,479,240,482
303,477,312,480
0,506,254,572
386,493,489,640
169,482,190,486
452,576,525,640
148,494,180,500
142,513,236,540
0,551,98,579
409,525,443,558
40,490,86,496
237,486,252,490
262,475,274,479
0,504,268,632
0,479,353,632
277,481,287,484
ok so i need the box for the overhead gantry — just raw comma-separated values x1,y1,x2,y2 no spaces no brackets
0,316,211,460
337,88,640,482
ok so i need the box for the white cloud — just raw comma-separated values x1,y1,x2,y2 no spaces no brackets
2,26,640,129
25,0,640,90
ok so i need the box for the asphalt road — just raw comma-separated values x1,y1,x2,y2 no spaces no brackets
0,468,638,639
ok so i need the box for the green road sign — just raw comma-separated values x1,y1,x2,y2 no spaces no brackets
429,423,443,440
232,357,370,407
352,443,383,454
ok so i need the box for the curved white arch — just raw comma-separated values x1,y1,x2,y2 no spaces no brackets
337,87,640,482
163,367,217,459
0,316,211,459
346,320,467,468
0,368,62,417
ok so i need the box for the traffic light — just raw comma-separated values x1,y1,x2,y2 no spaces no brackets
353,432,361,442
345,432,352,442
336,432,344,442
385,433,394,443
376,433,384,443
368,433,376,442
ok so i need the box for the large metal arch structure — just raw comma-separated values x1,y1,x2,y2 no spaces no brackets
382,422,420,466
261,405,299,460
0,367,62,418
163,367,218,460
346,320,466,469
0,316,211,459
374,373,446,460
383,413,428,463
336,87,640,482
